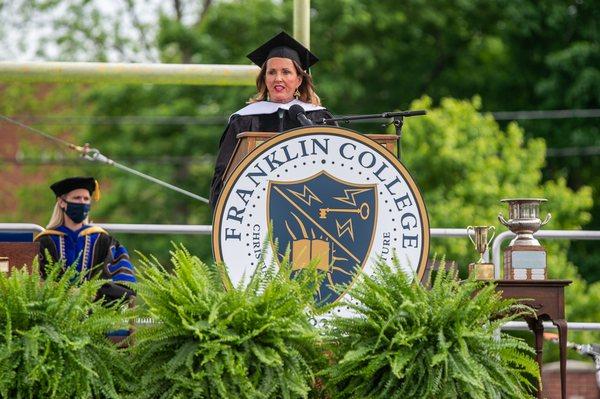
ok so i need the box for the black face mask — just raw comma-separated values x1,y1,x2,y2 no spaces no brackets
63,201,91,224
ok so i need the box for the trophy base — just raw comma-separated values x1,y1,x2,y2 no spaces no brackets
504,245,547,280
0,257,8,274
468,262,495,280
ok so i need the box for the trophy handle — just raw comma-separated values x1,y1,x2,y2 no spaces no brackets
487,226,496,246
466,226,476,247
498,212,510,227
541,213,551,226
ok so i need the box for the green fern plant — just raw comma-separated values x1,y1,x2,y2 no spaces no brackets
0,261,133,399
130,244,326,399
322,259,540,399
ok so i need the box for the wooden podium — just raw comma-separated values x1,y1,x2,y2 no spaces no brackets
223,132,399,182
0,242,39,274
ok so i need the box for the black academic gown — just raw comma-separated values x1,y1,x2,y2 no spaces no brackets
210,107,334,209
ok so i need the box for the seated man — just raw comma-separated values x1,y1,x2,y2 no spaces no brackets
35,176,135,302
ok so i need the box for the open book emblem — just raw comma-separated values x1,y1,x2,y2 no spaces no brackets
267,171,377,304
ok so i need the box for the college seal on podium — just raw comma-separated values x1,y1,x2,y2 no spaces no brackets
212,126,429,306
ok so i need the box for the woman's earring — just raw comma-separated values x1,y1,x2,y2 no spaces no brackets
294,88,300,99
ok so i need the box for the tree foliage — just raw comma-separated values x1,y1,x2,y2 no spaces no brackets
0,0,161,62
402,97,600,349
402,96,592,261
3,0,597,263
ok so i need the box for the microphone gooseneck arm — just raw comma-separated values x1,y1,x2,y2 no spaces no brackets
318,110,427,125
318,110,427,161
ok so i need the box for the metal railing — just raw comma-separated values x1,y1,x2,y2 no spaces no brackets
502,322,600,331
2,222,599,332
99,223,212,235
0,224,490,240
0,223,44,234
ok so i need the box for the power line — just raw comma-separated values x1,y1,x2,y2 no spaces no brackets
7,108,600,126
11,115,228,126
0,114,211,204
4,147,598,166
491,109,600,120
546,146,600,157
0,155,215,166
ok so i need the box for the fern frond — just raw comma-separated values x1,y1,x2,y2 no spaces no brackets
130,243,325,398
0,258,133,398
322,257,539,399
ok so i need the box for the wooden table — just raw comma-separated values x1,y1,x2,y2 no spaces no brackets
495,280,571,399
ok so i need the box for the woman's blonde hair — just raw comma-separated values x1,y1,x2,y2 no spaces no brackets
46,199,90,229
249,59,322,105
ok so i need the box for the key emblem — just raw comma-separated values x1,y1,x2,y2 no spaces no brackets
318,202,370,220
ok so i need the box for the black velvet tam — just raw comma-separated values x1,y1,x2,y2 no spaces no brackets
50,176,96,197
247,31,318,71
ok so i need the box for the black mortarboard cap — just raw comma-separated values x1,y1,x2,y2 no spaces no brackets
247,31,318,71
50,177,99,200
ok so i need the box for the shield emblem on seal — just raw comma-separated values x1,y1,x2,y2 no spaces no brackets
267,171,377,304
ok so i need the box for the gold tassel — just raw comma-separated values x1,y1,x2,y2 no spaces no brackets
93,180,101,201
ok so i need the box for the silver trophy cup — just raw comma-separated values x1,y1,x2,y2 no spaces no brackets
498,198,551,246
498,198,551,280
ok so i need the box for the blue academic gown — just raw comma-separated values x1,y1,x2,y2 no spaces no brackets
35,225,136,301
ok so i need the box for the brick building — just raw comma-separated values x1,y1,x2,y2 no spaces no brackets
0,119,52,217
543,360,599,399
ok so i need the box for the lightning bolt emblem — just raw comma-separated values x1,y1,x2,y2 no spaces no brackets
336,219,355,241
334,188,372,206
288,185,323,206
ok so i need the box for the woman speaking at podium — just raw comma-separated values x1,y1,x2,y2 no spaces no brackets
209,31,334,208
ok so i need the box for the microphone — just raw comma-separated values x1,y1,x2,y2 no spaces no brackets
289,104,314,126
